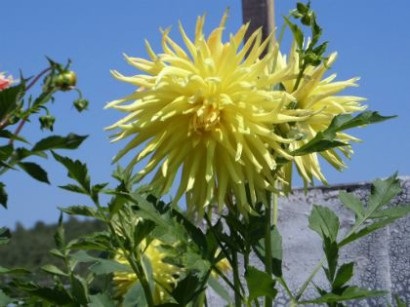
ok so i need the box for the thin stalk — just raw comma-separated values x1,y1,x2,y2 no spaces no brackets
232,249,242,307
264,192,273,307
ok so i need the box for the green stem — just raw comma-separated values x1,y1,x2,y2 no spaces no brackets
232,250,242,307
264,192,273,307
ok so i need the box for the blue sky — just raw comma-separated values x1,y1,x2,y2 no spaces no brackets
1,0,409,229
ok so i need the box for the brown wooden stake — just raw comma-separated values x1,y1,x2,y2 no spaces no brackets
242,0,275,45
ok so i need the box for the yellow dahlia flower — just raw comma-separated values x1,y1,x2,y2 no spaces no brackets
113,239,183,304
276,44,366,185
106,14,307,216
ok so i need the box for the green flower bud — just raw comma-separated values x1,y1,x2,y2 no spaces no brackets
39,115,55,131
73,98,89,112
54,71,77,91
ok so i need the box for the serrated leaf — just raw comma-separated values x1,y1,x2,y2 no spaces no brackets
245,266,277,302
59,183,86,194
52,151,90,192
369,205,410,219
54,213,65,249
368,175,401,212
0,129,28,143
339,217,397,247
68,232,112,251
339,191,364,219
134,220,156,247
32,133,88,152
41,264,68,277
71,274,90,305
0,183,7,209
303,286,386,304
292,111,395,156
309,205,340,242
255,227,283,277
333,262,354,289
59,205,98,218
18,161,50,183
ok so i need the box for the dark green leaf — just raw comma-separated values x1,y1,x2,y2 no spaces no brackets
323,236,339,282
254,227,283,277
134,219,156,247
32,133,88,152
0,83,24,119
54,212,65,249
59,183,87,194
29,286,73,305
309,205,340,242
245,266,277,302
71,274,90,305
284,17,304,48
0,183,7,209
18,161,50,183
333,262,354,289
52,151,90,192
339,191,364,219
171,273,205,305
292,111,395,156
0,129,28,143
0,145,13,161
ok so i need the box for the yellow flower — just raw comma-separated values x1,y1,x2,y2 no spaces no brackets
113,239,183,304
106,13,306,216
276,44,366,186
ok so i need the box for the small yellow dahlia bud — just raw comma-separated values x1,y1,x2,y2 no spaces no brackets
113,239,183,304
106,13,308,216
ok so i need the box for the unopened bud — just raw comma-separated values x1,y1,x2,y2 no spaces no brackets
73,98,89,112
39,115,55,131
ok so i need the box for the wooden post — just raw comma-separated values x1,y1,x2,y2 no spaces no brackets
241,0,275,44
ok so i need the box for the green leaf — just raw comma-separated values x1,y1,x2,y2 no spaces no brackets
0,183,7,209
0,83,24,119
29,286,73,305
303,286,386,304
123,283,148,307
52,151,90,192
245,266,277,302
0,145,13,161
208,276,233,304
134,219,156,247
71,274,90,305
292,111,395,156
368,175,401,212
369,205,410,219
0,227,11,245
0,265,31,275
0,129,28,143
0,289,13,306
171,273,205,305
89,293,116,307
32,133,88,152
59,205,99,218
309,205,340,242
54,213,65,250
339,191,364,219
18,161,50,184
333,262,354,289
41,264,68,277
254,227,283,277
89,259,133,275
323,236,339,282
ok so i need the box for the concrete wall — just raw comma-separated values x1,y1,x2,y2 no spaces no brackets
208,177,410,306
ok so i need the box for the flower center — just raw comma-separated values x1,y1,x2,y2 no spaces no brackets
191,98,221,134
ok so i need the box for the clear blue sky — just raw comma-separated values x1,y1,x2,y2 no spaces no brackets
1,0,409,229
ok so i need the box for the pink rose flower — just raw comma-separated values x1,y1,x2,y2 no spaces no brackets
0,73,13,91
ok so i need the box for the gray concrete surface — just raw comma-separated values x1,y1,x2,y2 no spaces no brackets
208,177,410,306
